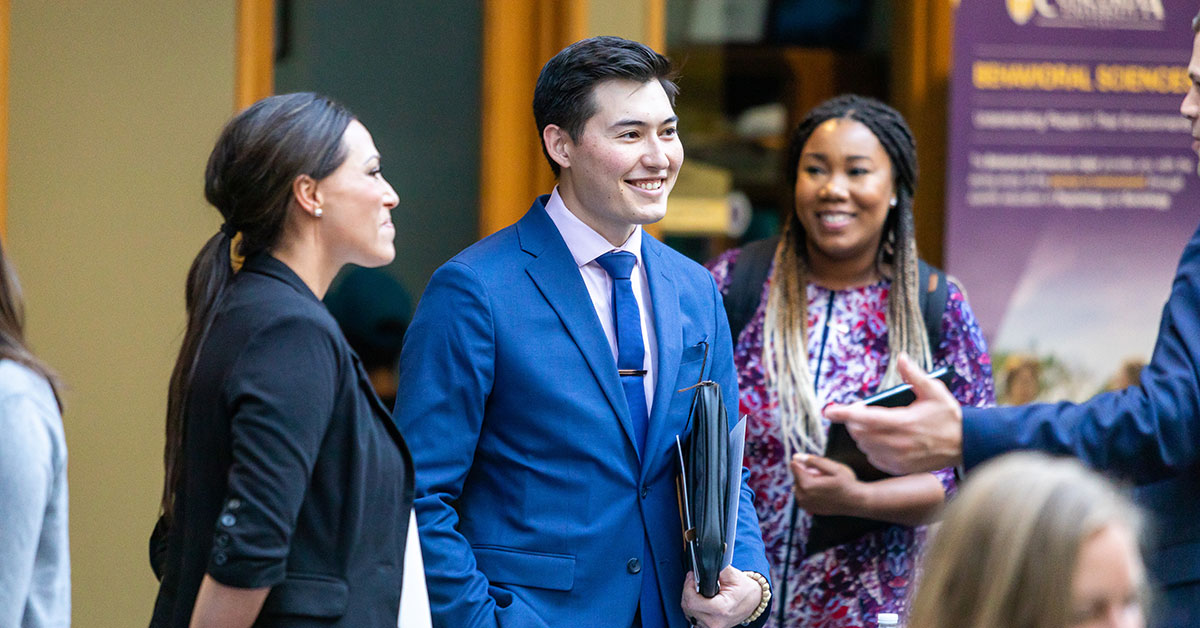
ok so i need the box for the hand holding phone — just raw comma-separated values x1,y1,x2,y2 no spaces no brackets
860,366,956,408
823,366,957,482
805,365,958,556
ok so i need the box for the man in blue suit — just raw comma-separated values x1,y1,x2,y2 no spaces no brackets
825,11,1200,627
393,37,772,628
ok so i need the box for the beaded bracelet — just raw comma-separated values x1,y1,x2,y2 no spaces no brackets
740,571,772,625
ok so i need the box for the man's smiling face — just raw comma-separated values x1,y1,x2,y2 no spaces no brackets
553,78,683,245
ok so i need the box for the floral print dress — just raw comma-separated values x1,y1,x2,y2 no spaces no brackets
708,248,995,628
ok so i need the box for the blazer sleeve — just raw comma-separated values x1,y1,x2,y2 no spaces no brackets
206,315,339,588
926,281,996,495
963,223,1200,483
393,261,546,628
708,273,774,626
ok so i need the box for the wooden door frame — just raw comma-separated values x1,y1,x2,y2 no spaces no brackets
237,0,275,109
892,0,954,266
478,0,666,238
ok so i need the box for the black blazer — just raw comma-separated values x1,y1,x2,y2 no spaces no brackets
150,254,414,627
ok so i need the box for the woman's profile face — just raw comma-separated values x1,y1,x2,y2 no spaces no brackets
1067,523,1145,628
315,120,400,268
793,118,895,270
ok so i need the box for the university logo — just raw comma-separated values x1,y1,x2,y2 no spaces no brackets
1007,0,1165,30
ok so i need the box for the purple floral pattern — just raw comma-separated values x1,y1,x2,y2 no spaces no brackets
708,248,995,628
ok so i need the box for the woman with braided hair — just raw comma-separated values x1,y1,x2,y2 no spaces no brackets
706,94,994,626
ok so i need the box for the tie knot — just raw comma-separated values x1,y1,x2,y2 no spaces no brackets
596,251,637,280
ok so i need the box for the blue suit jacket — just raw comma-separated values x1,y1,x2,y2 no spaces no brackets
394,198,771,628
963,221,1200,627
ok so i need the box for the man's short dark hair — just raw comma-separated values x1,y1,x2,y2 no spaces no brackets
532,36,678,177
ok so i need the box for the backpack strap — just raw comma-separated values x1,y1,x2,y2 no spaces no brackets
722,236,780,343
723,238,949,354
917,259,949,353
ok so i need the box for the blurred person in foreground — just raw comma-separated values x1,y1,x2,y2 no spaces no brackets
149,92,414,627
910,452,1146,628
826,10,1200,627
0,238,69,626
393,36,771,628
706,95,993,626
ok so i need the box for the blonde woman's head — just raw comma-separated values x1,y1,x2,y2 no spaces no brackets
909,452,1145,628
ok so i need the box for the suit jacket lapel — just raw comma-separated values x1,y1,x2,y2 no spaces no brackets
352,352,408,450
351,352,415,504
517,199,640,456
642,235,684,476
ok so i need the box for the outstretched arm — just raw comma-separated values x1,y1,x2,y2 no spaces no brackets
830,222,1200,481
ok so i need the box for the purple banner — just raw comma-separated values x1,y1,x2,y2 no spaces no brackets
945,0,1199,402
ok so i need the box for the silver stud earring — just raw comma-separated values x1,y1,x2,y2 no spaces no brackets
314,207,323,218
889,197,897,208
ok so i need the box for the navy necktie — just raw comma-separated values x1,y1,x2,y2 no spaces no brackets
595,251,649,455
597,251,666,628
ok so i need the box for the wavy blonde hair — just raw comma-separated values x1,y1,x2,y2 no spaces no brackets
909,453,1144,628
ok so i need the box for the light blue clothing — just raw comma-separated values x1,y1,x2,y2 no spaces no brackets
0,360,69,627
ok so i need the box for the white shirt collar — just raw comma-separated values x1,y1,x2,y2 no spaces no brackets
544,187,643,269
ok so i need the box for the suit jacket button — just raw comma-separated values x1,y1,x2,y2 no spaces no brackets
640,485,649,499
627,558,641,574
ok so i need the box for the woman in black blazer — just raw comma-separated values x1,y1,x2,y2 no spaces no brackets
149,92,413,627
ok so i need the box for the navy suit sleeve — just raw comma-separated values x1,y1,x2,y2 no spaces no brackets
963,223,1200,483
708,273,774,626
209,315,338,588
393,261,545,628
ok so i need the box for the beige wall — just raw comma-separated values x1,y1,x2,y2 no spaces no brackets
589,0,649,40
8,2,235,625
4,2,654,625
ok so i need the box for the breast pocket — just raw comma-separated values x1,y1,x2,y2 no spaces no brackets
472,544,576,591
675,340,711,390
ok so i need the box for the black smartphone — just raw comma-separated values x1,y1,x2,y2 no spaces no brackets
823,366,957,482
859,366,956,408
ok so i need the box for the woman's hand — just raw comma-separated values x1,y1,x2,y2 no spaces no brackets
189,575,269,628
789,454,866,517
791,450,949,526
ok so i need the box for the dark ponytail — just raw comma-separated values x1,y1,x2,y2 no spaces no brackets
160,92,354,524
